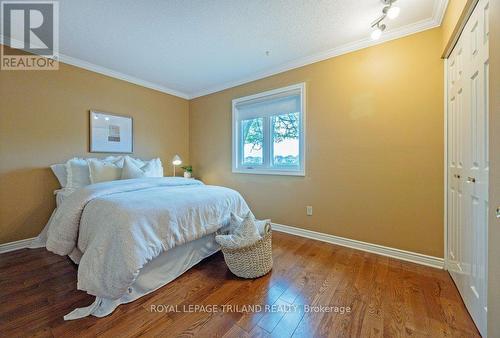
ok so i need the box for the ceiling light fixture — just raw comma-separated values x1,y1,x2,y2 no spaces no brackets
371,23,386,40
385,5,400,19
370,0,400,40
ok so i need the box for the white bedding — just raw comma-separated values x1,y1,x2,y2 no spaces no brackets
44,177,251,300
65,234,220,320
55,189,74,207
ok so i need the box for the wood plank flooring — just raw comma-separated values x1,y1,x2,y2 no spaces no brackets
0,232,479,337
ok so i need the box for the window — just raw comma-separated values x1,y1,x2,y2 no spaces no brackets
232,83,305,175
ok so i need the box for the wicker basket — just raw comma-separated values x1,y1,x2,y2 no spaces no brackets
219,223,273,279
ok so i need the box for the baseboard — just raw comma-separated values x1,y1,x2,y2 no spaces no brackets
271,223,444,269
0,237,36,254
1,227,444,269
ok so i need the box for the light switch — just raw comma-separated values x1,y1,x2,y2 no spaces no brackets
497,207,500,218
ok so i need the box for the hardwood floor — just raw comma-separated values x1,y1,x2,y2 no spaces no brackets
0,232,479,337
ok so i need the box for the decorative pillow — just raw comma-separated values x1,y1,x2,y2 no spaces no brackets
65,158,93,190
88,159,122,184
50,163,68,188
215,212,262,249
146,158,163,176
102,155,144,168
102,155,124,166
230,212,270,236
121,156,163,179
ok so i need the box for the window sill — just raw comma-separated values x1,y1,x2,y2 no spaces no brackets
232,168,305,176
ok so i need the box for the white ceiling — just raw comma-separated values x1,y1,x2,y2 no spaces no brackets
4,0,448,98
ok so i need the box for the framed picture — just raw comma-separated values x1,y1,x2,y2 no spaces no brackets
89,110,133,153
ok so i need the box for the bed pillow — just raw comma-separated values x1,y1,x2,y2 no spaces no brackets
148,158,163,176
50,164,68,188
121,156,163,179
102,155,123,166
103,155,145,168
65,158,93,190
88,159,122,184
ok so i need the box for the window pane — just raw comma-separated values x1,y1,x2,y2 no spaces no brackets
272,112,300,166
242,118,263,165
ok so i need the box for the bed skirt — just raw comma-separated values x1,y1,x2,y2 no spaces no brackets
34,234,220,320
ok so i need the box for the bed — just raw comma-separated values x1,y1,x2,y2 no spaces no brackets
31,177,251,319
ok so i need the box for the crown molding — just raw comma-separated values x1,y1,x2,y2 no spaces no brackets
1,0,449,101
0,35,190,99
189,0,450,99
57,53,190,99
433,0,450,26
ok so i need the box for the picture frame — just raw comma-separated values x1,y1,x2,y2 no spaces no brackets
89,110,133,153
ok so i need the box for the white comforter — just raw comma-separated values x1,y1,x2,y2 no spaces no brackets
45,177,250,299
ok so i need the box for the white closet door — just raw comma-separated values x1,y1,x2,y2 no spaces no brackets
463,0,489,333
447,0,489,336
447,30,466,280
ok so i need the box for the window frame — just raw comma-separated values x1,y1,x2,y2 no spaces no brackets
232,83,306,176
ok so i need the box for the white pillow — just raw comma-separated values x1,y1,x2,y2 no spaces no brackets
103,155,123,166
125,156,146,169
230,212,270,236
137,157,163,177
102,155,144,168
146,158,163,176
121,156,163,179
88,159,122,184
215,212,262,249
65,158,92,189
50,163,67,188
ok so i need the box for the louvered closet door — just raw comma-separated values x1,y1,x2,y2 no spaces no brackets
447,0,489,336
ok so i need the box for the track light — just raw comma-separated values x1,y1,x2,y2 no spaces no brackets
371,23,386,40
386,5,400,19
369,0,399,40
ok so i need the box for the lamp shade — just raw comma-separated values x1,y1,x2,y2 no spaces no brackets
172,155,182,166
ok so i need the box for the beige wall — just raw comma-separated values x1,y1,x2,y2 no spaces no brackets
0,4,476,259
1,1,496,329
488,0,500,335
190,28,444,257
0,50,189,244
